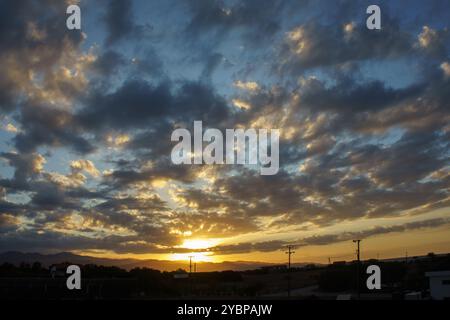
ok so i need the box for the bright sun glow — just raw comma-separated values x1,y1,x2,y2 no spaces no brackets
181,238,219,250
168,239,220,262
170,252,214,262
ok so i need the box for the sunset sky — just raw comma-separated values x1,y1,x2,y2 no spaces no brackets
0,0,449,265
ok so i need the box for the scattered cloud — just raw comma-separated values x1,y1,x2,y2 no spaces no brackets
0,0,448,258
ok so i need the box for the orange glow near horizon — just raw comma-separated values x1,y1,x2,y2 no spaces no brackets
73,222,450,265
169,251,215,262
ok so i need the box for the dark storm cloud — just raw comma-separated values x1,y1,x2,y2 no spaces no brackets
0,0,83,112
185,127,448,226
278,17,413,74
200,52,224,81
77,79,230,134
185,0,286,45
93,194,167,214
104,0,142,45
274,4,450,95
0,226,202,254
0,152,43,186
0,74,17,113
299,78,425,115
14,104,95,154
313,131,448,189
266,60,449,172
125,121,174,156
0,188,181,254
0,200,24,216
27,178,109,213
30,182,77,210
102,158,199,189
169,210,258,238
91,47,164,84
357,75,450,134
211,240,287,255
0,229,166,254
78,80,173,130
178,188,237,211
300,218,450,247
173,81,230,124
92,50,126,76
0,0,93,155
0,0,449,257
0,0,83,53
131,48,165,78
211,217,450,254
212,170,306,217
361,131,447,187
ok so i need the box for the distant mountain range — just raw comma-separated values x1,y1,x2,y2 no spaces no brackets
0,251,301,272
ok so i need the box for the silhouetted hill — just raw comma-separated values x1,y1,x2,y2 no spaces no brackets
0,251,291,272
0,251,135,268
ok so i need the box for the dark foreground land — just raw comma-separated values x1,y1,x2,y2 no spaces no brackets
0,252,449,300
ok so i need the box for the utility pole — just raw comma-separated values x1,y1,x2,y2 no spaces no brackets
189,256,194,274
405,250,408,264
328,257,331,265
285,245,295,298
188,256,194,297
286,245,295,269
353,240,362,299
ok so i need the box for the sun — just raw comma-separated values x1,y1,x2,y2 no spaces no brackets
168,238,220,262
181,238,219,250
